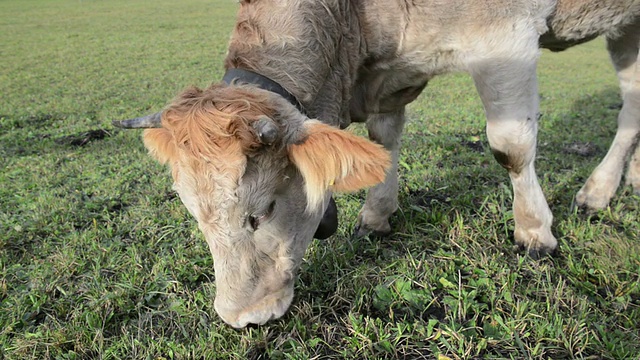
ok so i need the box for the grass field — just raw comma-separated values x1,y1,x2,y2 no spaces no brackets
1,0,639,359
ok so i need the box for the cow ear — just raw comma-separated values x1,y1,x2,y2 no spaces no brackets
288,121,391,212
143,128,178,166
143,128,181,181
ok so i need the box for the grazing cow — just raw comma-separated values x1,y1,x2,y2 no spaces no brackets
114,0,640,328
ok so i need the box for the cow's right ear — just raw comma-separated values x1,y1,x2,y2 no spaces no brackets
288,121,391,212
143,128,178,166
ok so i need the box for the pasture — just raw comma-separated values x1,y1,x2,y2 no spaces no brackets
1,0,639,358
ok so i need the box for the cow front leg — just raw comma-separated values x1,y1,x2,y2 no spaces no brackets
354,109,406,237
471,55,557,255
576,23,640,209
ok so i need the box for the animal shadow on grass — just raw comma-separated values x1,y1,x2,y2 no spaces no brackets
290,87,631,332
285,130,494,346
389,87,626,249
540,88,634,221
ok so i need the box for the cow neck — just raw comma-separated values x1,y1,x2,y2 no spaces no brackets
222,68,306,114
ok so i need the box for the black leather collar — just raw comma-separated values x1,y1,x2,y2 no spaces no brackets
222,68,305,114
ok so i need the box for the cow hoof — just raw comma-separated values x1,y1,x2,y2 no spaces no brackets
354,209,393,238
353,215,391,239
352,223,390,239
575,178,617,211
517,244,555,259
514,227,557,258
575,188,611,211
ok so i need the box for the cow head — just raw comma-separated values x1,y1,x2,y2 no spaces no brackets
122,83,390,328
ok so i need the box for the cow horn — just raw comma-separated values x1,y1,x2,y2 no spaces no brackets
253,116,279,145
112,112,163,128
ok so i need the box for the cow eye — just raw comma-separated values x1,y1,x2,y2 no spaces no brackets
249,200,276,231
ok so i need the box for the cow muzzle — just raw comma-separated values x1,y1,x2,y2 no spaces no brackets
214,285,294,328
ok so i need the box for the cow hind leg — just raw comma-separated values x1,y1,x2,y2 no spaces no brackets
576,22,640,209
354,109,406,237
470,46,557,255
626,143,640,194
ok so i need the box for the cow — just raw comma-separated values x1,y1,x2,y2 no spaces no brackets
113,0,640,328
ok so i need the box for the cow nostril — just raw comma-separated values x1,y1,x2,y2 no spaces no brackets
249,200,276,231
244,322,262,330
249,215,259,231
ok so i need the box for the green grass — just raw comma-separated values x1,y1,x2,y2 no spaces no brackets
1,0,639,359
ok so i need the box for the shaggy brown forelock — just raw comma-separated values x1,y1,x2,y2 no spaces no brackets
161,84,277,159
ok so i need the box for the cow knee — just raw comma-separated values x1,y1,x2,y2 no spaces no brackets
486,115,539,174
488,135,536,176
491,147,528,175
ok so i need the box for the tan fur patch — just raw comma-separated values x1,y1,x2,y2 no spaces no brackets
160,85,276,159
143,128,177,166
288,121,391,211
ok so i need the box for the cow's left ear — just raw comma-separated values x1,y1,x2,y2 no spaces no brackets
143,128,177,165
288,121,391,211
143,128,182,181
